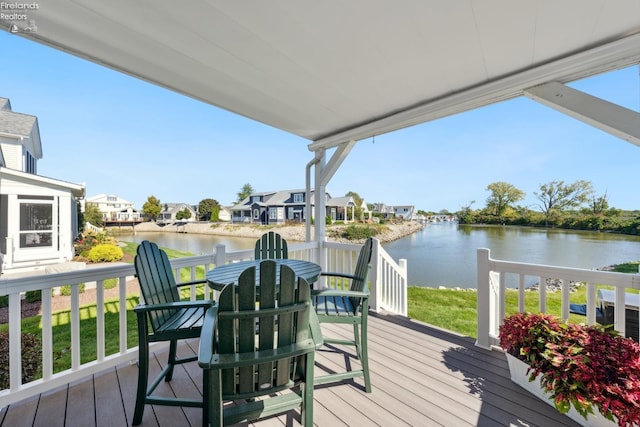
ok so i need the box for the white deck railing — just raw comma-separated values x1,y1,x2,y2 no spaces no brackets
0,239,407,406
476,247,640,349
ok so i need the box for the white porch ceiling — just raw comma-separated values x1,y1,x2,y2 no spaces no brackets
4,1,640,150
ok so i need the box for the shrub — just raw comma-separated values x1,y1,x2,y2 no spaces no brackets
341,225,378,240
74,231,119,257
59,283,86,296
0,332,42,389
104,278,118,290
25,290,41,303
87,243,123,263
0,295,7,308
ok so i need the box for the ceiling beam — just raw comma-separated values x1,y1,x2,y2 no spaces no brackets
308,33,640,151
319,140,357,186
524,81,640,147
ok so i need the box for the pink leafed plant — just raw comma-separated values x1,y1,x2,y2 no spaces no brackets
499,312,640,427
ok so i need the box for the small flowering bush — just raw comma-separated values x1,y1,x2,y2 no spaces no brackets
73,231,118,261
499,312,640,427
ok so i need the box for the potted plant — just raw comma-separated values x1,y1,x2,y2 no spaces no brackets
499,312,640,427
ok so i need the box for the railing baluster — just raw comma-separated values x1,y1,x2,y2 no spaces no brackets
561,279,570,320
41,289,53,380
518,274,525,313
118,276,128,354
96,279,105,362
71,283,80,370
9,292,21,391
538,276,547,313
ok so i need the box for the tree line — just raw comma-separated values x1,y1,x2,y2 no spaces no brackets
456,180,640,235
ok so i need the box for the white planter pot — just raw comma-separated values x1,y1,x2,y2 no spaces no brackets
505,353,616,427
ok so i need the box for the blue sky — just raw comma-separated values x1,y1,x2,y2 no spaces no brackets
2,31,639,212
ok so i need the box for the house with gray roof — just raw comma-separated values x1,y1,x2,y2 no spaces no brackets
158,203,198,224
326,196,356,222
0,98,85,276
231,190,371,224
231,189,328,224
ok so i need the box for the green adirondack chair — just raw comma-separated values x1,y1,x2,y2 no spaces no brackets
198,260,318,427
254,231,288,259
312,236,374,393
132,240,214,426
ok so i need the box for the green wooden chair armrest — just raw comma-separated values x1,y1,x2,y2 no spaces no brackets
320,271,356,280
309,308,324,349
176,279,208,287
134,300,214,313
200,340,316,370
311,289,369,298
198,305,219,367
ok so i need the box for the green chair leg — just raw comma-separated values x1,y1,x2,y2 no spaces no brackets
133,312,149,426
165,339,177,381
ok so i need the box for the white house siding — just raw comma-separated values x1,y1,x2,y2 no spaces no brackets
0,170,81,274
0,140,21,170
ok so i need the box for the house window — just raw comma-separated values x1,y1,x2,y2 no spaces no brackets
253,209,259,219
19,201,53,248
251,196,260,203
269,208,277,220
288,207,294,218
293,193,303,203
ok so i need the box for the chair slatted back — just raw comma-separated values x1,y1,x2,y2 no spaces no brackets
134,240,181,332
254,231,288,259
347,237,374,310
217,260,311,399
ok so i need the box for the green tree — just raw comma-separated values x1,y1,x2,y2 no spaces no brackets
236,183,254,203
175,208,192,220
534,180,594,226
84,202,104,227
198,198,221,221
457,200,475,224
142,195,162,221
485,181,525,216
589,192,609,215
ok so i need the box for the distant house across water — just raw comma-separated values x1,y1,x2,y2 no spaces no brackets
85,193,142,225
231,189,372,224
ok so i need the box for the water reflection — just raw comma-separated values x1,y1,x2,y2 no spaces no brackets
384,223,640,289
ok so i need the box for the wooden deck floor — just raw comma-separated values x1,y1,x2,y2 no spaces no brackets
0,312,581,426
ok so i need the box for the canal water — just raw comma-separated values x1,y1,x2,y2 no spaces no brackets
122,223,640,289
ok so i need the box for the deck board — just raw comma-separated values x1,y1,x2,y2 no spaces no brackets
0,312,583,426
33,386,67,427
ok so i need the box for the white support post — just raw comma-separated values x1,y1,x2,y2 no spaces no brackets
369,238,380,312
399,258,407,316
476,248,492,349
